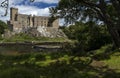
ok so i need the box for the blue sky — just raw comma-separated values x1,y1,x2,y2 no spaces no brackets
16,0,58,8
0,0,64,25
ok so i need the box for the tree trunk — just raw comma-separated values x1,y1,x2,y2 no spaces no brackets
107,24,120,48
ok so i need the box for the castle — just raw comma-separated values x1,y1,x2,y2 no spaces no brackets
7,7,66,38
8,7,59,33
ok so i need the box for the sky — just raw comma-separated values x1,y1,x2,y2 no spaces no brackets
0,0,64,25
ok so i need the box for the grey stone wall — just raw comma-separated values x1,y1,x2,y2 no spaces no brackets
6,7,66,38
8,7,59,31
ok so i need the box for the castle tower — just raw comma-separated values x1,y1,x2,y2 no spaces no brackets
52,19,59,28
29,15,33,27
10,7,18,21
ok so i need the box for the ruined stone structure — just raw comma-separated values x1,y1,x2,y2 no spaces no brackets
8,7,59,33
7,7,66,38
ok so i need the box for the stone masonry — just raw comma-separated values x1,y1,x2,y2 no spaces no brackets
7,7,59,32
7,7,66,38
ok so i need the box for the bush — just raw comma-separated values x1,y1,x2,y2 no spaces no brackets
62,21,112,52
91,44,114,60
0,67,38,78
0,20,8,35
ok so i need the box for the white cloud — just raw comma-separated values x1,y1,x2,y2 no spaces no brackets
0,6,50,21
9,0,23,5
0,0,51,21
0,0,64,25
59,18,65,26
15,5,50,16
0,5,10,22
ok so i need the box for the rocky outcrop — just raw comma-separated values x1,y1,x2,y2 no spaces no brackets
22,26,67,38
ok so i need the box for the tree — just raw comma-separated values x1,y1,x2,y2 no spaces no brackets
0,20,7,34
50,0,120,48
62,22,112,51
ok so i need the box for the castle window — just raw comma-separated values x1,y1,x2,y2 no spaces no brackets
45,24,47,26
14,14,17,21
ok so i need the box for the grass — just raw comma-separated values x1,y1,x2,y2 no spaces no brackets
1,33,69,42
0,53,91,78
103,52,120,71
0,49,120,78
2,37,68,42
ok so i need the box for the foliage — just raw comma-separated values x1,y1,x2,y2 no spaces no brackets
0,20,7,34
0,35,3,40
0,49,120,78
0,67,38,78
61,22,112,52
50,0,120,26
50,0,120,48
90,44,114,60
103,53,120,70
1,33,68,42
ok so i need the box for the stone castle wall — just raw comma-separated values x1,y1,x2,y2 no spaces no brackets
6,7,67,38
8,7,59,33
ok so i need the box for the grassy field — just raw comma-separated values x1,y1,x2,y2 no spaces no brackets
103,52,120,71
1,33,69,42
0,49,120,78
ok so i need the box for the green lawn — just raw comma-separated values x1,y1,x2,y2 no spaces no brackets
1,33,69,42
0,50,120,78
103,52,120,72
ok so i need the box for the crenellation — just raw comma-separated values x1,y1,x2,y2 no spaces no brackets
10,7,18,21
5,7,67,38
8,7,59,33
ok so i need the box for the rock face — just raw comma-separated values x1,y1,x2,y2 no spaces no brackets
22,26,67,38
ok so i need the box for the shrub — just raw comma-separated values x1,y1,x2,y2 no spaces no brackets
0,67,38,78
0,20,8,34
62,21,112,52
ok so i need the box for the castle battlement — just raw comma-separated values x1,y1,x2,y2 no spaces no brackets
8,7,59,32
